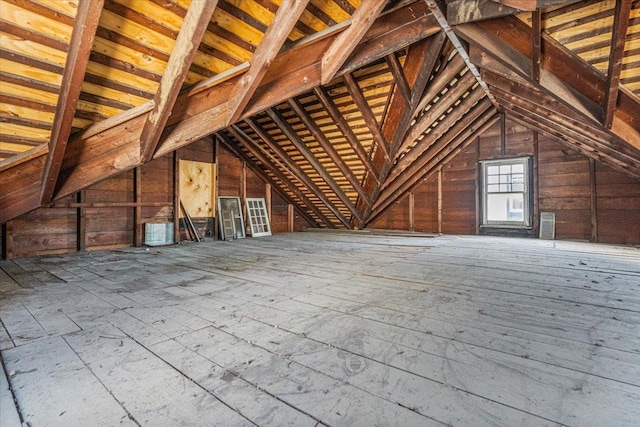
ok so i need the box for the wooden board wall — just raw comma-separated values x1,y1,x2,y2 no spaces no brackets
372,119,640,244
1,137,310,259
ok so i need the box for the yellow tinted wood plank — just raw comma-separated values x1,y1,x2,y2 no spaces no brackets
30,0,78,17
0,122,50,139
92,37,168,75
0,59,62,85
76,99,123,118
552,16,615,42
308,0,352,22
80,81,149,106
0,81,58,104
0,142,36,152
200,32,253,62
192,51,234,75
0,104,54,123
543,0,614,31
213,8,264,46
0,1,73,42
0,34,67,66
85,61,160,93
112,0,185,31
99,9,176,56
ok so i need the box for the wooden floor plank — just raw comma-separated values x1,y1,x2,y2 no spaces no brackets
1,233,639,426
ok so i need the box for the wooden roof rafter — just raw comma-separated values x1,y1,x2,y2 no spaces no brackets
359,32,448,224
369,102,499,223
266,106,364,224
287,97,372,208
320,0,389,84
40,0,104,205
139,0,219,163
603,0,632,128
245,117,352,228
226,0,311,126
221,128,326,228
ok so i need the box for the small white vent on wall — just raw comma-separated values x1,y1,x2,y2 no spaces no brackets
539,212,556,240
145,223,174,246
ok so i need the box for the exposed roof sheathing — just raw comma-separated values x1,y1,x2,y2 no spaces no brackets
0,0,639,228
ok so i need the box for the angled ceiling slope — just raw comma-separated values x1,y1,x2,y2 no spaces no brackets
1,0,639,229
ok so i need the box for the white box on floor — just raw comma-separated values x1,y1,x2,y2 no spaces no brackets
144,222,174,246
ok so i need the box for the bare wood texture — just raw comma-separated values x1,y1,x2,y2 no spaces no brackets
226,0,310,125
139,0,219,163
40,0,104,205
266,108,364,224
222,128,327,228
288,97,371,206
471,16,640,149
312,86,379,181
243,119,351,228
320,0,389,84
446,0,519,25
603,0,632,129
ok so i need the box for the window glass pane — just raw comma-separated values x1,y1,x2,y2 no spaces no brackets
512,174,524,183
487,175,499,184
512,183,524,192
499,184,509,192
488,184,499,193
487,165,499,175
512,164,524,173
487,193,524,222
499,164,511,174
499,175,509,183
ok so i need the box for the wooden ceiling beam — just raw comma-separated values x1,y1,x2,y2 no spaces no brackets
360,32,448,224
0,2,437,222
471,16,640,149
369,106,497,223
343,72,391,163
245,118,352,228
425,0,499,110
40,0,104,205
226,0,310,126
266,107,364,224
493,0,581,11
385,53,413,104
313,86,379,182
288,97,372,207
412,54,467,118
219,130,321,228
389,87,487,187
446,0,519,25
400,72,478,156
603,0,632,129
320,0,389,84
531,8,542,83
139,0,218,163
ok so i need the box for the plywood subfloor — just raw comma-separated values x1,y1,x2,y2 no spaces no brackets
1,233,640,426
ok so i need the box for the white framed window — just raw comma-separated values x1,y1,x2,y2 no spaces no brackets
481,157,531,227
245,198,271,237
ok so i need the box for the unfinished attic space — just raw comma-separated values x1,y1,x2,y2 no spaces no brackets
1,0,640,425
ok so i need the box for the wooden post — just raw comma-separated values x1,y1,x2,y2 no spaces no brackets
589,158,598,242
533,131,540,236
133,167,142,247
1,221,11,260
76,191,86,252
241,161,247,228
475,137,481,233
173,151,180,243
288,204,294,232
265,183,272,222
437,166,443,234
214,137,220,240
500,112,506,155
408,192,414,231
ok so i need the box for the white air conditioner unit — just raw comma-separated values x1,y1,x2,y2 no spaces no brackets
539,212,556,240
145,222,174,246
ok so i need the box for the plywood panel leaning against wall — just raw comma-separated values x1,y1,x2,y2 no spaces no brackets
179,159,215,237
